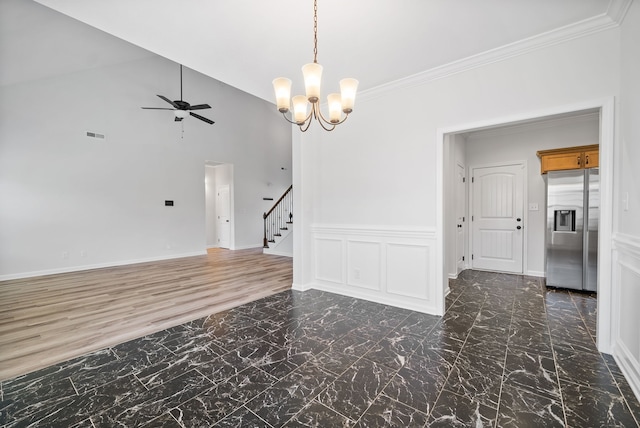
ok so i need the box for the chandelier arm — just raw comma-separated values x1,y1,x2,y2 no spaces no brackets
280,111,300,125
315,117,337,132
315,104,350,126
280,108,314,126
299,118,314,132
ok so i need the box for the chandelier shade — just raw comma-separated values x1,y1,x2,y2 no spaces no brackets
272,0,358,132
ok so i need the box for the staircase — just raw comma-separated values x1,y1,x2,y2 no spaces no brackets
263,185,293,257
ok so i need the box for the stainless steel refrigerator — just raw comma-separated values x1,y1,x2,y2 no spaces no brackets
546,168,599,292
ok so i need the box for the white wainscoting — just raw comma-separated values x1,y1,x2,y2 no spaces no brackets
612,232,640,402
304,224,438,314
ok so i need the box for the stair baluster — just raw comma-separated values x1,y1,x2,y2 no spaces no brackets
263,185,293,248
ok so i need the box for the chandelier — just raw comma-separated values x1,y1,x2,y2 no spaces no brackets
272,0,358,132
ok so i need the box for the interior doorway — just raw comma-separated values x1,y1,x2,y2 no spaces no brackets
437,98,614,352
205,162,234,250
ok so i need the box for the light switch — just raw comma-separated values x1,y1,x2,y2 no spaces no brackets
529,203,539,211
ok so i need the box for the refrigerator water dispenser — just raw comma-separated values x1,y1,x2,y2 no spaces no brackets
554,210,576,232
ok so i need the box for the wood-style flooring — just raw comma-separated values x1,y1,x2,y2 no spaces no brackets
0,248,292,381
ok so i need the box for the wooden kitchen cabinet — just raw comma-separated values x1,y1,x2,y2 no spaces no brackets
536,144,599,174
583,148,599,169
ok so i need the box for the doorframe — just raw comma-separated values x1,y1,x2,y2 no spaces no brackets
455,161,467,277
436,97,614,353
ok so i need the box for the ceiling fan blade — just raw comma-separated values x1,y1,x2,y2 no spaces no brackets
190,112,214,125
187,104,211,110
157,95,179,108
141,107,175,110
174,117,183,122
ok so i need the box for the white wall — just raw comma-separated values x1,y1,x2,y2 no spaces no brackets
612,0,640,401
463,114,600,277
0,8,292,279
295,28,620,315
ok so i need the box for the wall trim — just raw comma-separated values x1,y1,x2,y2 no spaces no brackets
309,224,440,315
310,224,436,239
263,249,293,258
359,3,630,104
613,232,640,260
232,243,264,250
0,251,207,281
526,270,545,278
307,280,440,314
611,235,640,402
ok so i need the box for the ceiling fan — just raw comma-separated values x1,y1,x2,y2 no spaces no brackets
141,64,214,125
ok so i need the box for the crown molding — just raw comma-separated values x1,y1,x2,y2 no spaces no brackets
359,0,632,104
607,0,634,24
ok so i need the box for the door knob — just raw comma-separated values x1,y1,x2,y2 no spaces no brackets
516,218,521,222
516,225,522,230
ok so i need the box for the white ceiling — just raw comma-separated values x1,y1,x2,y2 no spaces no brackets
2,0,625,102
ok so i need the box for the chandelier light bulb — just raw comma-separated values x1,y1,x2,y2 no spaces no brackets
339,78,359,113
302,63,323,103
292,95,309,124
272,78,292,112
327,93,342,123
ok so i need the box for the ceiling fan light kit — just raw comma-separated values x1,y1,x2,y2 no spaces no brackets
272,0,358,132
141,65,215,125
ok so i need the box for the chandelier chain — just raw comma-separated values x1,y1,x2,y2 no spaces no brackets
313,0,318,63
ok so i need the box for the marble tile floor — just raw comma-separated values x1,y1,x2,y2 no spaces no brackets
2,270,639,427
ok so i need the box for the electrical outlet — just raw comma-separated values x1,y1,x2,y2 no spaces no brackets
528,203,539,211
354,268,361,280
80,250,87,258
62,251,69,260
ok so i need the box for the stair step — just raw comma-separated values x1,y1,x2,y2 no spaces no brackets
274,234,281,237
286,222,293,224
280,227,288,231
268,240,275,243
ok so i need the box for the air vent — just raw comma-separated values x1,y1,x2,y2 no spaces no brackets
86,131,106,140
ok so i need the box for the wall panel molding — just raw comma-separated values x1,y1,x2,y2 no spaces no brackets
310,224,438,314
611,232,640,401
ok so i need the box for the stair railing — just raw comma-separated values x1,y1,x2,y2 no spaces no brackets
263,185,293,248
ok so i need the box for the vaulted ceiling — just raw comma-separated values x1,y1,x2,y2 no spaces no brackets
2,0,630,103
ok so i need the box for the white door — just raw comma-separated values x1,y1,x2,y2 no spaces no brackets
456,163,466,274
216,185,230,249
471,163,524,273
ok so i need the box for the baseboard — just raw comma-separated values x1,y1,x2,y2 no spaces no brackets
0,251,207,281
291,282,312,291
612,342,640,404
232,244,264,250
310,281,441,315
526,270,545,277
263,249,293,257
